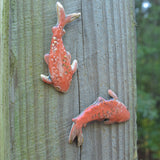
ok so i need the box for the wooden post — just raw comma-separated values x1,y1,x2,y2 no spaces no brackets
1,0,137,160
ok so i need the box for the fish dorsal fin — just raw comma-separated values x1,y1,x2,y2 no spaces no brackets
108,89,118,100
97,97,105,102
92,97,105,105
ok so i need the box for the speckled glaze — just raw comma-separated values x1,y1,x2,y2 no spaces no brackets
69,89,130,146
41,2,80,92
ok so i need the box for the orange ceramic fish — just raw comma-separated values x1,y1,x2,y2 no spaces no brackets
69,89,130,146
41,2,80,92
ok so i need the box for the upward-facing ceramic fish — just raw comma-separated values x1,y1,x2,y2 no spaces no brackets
41,2,80,92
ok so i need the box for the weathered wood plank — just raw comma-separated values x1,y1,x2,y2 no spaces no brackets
0,0,10,160
79,0,137,160
9,0,81,160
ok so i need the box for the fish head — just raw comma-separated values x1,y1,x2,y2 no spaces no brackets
108,100,130,123
121,107,130,122
116,101,130,122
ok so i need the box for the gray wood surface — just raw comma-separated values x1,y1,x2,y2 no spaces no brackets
79,1,137,159
7,0,137,160
0,0,10,159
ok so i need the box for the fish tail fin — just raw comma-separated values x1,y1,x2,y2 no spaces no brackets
56,2,80,27
69,121,84,146
77,132,84,146
64,13,81,26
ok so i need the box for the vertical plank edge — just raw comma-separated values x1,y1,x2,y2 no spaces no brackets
129,0,137,159
0,0,10,159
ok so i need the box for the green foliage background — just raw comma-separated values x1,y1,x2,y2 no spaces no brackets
136,0,160,159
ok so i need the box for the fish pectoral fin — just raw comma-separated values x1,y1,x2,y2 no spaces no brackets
44,53,50,65
71,59,78,74
83,123,87,127
104,119,114,125
40,74,52,84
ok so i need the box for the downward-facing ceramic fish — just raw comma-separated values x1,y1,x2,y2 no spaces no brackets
41,2,80,92
69,89,130,146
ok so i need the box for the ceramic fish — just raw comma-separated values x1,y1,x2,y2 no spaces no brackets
41,2,80,92
69,89,130,146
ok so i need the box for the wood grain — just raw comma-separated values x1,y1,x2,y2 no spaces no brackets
79,0,137,160
0,0,10,159
7,0,137,160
